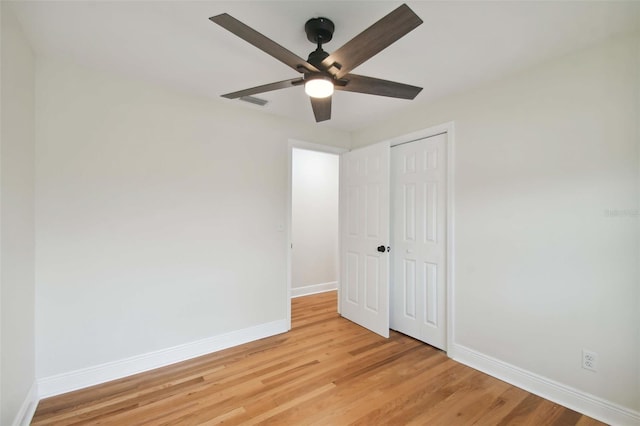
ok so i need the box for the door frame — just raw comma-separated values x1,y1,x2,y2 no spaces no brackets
286,139,347,330
384,121,456,353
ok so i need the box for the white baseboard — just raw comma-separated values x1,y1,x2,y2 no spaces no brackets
38,319,288,399
12,381,39,426
291,281,337,298
450,344,640,426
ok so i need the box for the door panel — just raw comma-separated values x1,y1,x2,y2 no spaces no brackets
403,258,416,318
365,255,380,312
346,251,359,303
425,261,438,326
390,134,447,349
340,142,390,337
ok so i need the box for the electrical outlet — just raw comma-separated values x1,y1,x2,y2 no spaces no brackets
582,349,598,372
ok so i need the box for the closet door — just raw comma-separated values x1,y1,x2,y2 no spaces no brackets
390,134,447,350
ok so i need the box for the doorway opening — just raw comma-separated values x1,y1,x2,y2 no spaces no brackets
286,141,346,330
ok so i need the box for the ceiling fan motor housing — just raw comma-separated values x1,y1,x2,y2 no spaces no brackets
305,17,335,45
307,48,330,69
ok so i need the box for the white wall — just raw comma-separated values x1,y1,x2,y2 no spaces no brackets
0,4,37,425
637,33,640,414
34,58,350,381
291,149,339,295
353,34,640,415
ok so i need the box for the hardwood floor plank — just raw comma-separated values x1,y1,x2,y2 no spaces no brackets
497,393,545,425
262,345,433,424
31,291,606,425
349,357,462,424
313,352,453,425
469,385,531,425
576,415,611,426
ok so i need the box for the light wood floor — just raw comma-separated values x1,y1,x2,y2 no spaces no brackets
32,291,605,425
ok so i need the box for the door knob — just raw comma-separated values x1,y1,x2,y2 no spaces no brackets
377,245,390,253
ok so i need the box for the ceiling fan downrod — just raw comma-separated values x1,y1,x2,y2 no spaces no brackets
304,17,335,69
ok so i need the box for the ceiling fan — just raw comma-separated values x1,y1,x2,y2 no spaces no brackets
209,4,423,123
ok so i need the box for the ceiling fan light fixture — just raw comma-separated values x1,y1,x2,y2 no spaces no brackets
304,75,334,98
211,3,424,122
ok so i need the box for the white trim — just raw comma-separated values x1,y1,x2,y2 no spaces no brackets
38,319,287,398
386,122,454,148
12,381,39,426
287,139,346,329
446,123,456,356
336,153,343,316
451,344,640,426
382,121,456,353
288,139,347,155
291,282,337,298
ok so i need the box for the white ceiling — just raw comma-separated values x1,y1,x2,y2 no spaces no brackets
10,1,640,132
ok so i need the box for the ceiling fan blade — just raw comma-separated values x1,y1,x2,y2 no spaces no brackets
221,78,304,99
335,74,422,99
310,96,332,122
210,13,319,74
321,4,422,79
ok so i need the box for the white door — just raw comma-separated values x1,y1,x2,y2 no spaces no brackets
390,134,447,350
340,142,390,337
